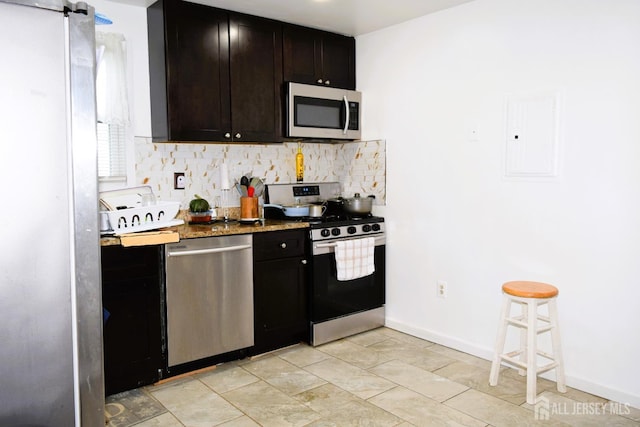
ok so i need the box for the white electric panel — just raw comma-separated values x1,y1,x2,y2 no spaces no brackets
505,91,561,178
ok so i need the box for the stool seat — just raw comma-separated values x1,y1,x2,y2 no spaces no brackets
489,281,565,404
502,281,558,299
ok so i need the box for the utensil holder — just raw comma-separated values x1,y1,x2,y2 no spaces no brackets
240,197,258,219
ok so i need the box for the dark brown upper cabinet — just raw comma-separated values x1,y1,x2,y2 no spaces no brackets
147,0,283,142
229,13,283,143
283,24,356,90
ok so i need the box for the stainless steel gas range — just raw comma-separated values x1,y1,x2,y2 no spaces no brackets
264,182,386,346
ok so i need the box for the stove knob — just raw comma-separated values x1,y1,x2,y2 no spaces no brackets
362,224,372,232
320,229,330,237
372,223,381,232
331,228,341,236
347,226,357,234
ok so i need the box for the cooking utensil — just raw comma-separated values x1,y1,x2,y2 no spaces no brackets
263,203,310,217
240,176,249,187
308,204,326,217
253,180,264,197
343,193,374,215
325,197,344,216
247,186,255,197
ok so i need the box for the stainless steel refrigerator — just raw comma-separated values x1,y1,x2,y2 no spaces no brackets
0,0,104,425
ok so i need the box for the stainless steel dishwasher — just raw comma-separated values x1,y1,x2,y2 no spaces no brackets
165,234,253,368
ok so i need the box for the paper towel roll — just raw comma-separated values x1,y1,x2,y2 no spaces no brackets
220,162,230,189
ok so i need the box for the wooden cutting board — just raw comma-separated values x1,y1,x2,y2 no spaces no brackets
119,230,179,247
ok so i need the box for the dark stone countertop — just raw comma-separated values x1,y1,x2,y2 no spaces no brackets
100,218,309,247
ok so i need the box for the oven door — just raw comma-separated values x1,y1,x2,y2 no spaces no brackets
310,235,385,322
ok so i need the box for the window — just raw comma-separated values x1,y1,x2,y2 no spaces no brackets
96,32,130,182
97,122,126,178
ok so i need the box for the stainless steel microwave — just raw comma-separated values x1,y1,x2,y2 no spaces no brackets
286,82,362,140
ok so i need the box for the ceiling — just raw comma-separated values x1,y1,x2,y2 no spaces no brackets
114,0,475,36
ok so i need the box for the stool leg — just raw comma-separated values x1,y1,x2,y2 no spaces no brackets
549,298,566,393
526,299,538,404
489,294,510,386
518,301,527,376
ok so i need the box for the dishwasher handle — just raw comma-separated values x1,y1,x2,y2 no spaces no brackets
167,244,252,257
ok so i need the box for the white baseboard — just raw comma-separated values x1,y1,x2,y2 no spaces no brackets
384,317,640,410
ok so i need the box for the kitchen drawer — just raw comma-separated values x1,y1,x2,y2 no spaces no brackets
253,229,307,261
101,245,162,282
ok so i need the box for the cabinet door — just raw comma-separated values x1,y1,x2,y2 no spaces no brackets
229,13,283,142
152,0,231,141
283,24,321,86
320,32,356,90
283,25,356,90
253,256,308,354
101,245,163,395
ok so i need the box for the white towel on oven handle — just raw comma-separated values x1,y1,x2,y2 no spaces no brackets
335,237,375,281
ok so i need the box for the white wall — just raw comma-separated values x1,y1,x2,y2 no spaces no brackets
357,0,640,408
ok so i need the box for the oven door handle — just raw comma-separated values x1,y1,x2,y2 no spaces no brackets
314,235,385,249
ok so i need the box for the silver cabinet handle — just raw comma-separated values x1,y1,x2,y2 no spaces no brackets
325,80,330,85
317,78,323,84
224,132,231,138
342,95,350,135
280,242,287,249
235,133,241,139
301,259,307,265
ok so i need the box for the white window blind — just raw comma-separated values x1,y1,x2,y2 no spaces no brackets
97,122,126,178
96,31,130,181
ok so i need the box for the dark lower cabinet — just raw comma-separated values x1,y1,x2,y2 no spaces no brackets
101,245,164,396
252,229,309,355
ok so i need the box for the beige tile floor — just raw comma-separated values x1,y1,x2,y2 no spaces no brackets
106,327,640,427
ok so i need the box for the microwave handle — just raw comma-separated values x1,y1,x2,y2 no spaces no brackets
342,95,350,135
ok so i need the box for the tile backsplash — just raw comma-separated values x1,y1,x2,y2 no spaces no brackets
134,139,386,209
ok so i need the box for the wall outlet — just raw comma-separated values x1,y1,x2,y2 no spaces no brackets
437,280,447,298
174,172,185,190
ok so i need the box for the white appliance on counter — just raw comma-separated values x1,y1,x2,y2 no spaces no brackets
286,82,362,140
0,1,104,425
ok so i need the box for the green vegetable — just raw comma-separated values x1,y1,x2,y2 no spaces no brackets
189,194,210,212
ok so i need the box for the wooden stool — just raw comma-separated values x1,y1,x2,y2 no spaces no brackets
489,281,566,404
